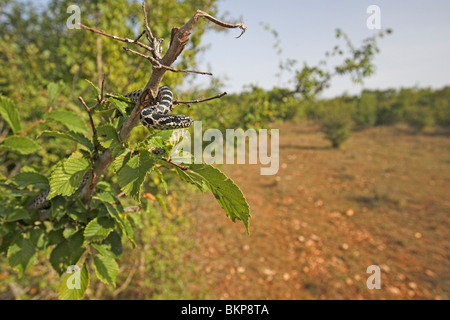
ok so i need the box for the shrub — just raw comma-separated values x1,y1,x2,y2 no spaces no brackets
321,116,351,148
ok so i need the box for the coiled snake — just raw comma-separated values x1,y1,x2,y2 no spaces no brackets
29,86,192,209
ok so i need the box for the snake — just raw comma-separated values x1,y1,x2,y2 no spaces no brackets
29,86,193,210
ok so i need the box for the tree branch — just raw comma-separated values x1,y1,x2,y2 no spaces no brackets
173,92,227,106
79,5,246,202
79,23,154,53
123,47,212,75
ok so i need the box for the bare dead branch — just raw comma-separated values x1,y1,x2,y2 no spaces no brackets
173,92,227,106
141,2,164,60
142,2,154,42
123,47,212,75
194,10,247,38
79,23,154,53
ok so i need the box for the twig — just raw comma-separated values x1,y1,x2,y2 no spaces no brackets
135,29,146,42
161,158,187,171
18,119,45,136
79,23,154,53
113,267,136,297
78,97,97,139
18,105,53,136
142,2,163,60
173,92,227,106
185,10,247,39
123,47,212,75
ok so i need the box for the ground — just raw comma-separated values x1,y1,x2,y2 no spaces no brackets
186,122,450,300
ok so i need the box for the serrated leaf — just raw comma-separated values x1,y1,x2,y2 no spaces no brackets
117,149,156,202
93,253,119,287
97,124,120,148
44,110,89,134
48,82,64,106
40,130,94,151
0,136,40,154
176,164,251,234
14,172,49,189
0,95,21,133
7,236,37,278
112,148,131,173
83,216,115,244
48,152,90,200
105,93,130,102
110,98,128,116
58,263,89,300
50,230,85,275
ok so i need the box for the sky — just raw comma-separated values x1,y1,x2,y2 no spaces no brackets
30,0,450,97
186,0,450,97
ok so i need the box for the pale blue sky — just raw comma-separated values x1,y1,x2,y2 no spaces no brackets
30,0,450,97
188,0,450,97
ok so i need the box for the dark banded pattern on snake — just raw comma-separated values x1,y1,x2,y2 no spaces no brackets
125,86,193,130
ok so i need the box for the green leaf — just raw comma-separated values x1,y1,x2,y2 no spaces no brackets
154,166,168,194
97,124,120,148
14,172,49,189
30,227,46,249
112,148,131,173
91,231,123,259
58,263,89,300
93,253,119,287
50,230,85,275
40,130,94,151
67,208,88,224
0,136,40,155
6,208,31,222
44,110,89,134
0,231,20,255
83,216,115,244
117,149,156,202
177,164,251,234
146,130,175,154
7,236,37,277
98,192,135,247
48,152,90,200
85,79,101,97
48,229,64,246
0,95,21,133
48,82,64,106
110,98,128,116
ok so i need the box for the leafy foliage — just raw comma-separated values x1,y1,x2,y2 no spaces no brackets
0,76,251,299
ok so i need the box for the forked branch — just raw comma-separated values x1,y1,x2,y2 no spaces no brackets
79,4,246,201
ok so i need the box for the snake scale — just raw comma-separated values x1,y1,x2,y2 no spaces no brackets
29,86,192,210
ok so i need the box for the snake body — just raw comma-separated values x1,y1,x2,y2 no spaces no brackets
29,86,192,210
125,86,193,130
